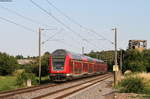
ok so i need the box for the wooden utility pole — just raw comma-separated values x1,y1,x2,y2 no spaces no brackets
39,28,42,84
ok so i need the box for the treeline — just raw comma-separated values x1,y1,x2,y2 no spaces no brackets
0,52,50,76
123,49,150,72
0,52,18,75
86,49,150,72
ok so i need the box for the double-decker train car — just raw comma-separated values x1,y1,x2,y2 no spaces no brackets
49,49,108,81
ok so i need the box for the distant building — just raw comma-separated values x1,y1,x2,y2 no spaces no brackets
128,40,147,51
17,59,35,65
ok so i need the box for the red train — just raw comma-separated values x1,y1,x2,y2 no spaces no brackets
49,49,108,81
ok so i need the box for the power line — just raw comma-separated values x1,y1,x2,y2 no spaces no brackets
89,29,114,44
42,28,64,44
55,39,81,49
30,0,100,49
46,0,113,44
0,16,35,32
0,5,54,28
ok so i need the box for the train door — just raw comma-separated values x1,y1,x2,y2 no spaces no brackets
79,62,82,74
74,61,79,74
83,63,88,73
94,63,97,72
88,63,93,73
98,64,101,72
71,60,75,74
70,60,73,73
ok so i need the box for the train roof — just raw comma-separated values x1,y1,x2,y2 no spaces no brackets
52,49,104,63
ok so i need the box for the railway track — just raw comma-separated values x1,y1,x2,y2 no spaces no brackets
0,83,57,99
33,73,112,99
0,73,112,99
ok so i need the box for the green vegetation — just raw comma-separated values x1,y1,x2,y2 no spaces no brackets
0,76,17,91
86,49,150,73
15,55,24,59
117,73,150,94
0,52,18,75
16,71,37,86
123,49,150,72
17,52,50,77
40,75,50,84
0,51,50,91
0,75,49,91
118,76,145,93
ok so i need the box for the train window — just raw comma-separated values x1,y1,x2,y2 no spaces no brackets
52,57,65,70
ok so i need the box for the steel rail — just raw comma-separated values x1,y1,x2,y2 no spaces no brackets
0,83,57,99
33,74,112,99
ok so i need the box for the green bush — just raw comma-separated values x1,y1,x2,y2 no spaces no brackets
16,72,37,86
18,52,50,77
0,52,18,75
118,76,145,93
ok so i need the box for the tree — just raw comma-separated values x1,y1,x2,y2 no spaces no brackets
16,55,24,59
123,49,148,72
0,52,18,75
41,52,50,76
24,52,51,76
143,50,150,72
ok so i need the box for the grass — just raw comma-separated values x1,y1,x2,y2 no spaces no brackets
136,72,150,81
0,75,50,92
116,72,150,94
36,75,51,84
0,76,18,91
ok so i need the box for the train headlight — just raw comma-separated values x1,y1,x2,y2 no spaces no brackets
66,74,70,76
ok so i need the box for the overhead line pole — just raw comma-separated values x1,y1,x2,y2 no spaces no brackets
38,27,57,84
120,49,123,72
82,47,84,55
112,27,118,86
39,28,42,84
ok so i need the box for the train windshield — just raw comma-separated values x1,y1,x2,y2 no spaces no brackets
52,56,65,70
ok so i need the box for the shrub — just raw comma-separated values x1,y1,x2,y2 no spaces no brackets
0,52,18,75
16,72,37,86
12,69,24,76
119,76,145,93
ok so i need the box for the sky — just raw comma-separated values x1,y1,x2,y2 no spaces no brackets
0,0,150,56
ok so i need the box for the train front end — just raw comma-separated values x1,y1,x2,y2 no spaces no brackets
49,49,70,81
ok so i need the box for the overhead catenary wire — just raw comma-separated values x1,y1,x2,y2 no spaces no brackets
42,28,86,50
55,39,81,50
30,0,99,49
0,5,64,42
0,5,53,28
42,28,64,44
46,0,113,44
0,16,35,33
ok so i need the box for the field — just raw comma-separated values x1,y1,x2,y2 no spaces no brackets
0,75,49,92
0,76,18,91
